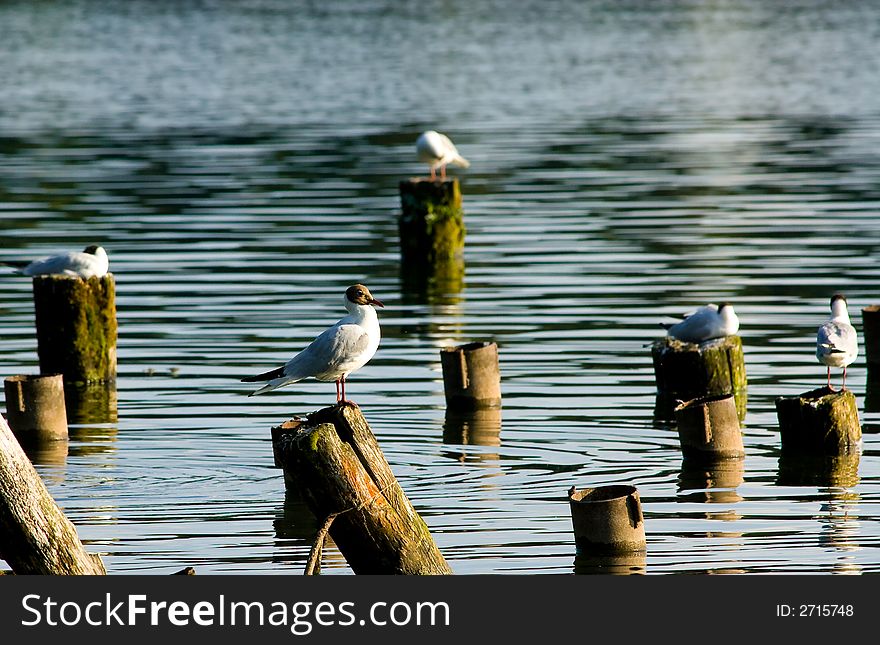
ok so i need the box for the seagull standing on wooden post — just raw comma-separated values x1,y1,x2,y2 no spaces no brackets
817,294,858,390
416,130,470,181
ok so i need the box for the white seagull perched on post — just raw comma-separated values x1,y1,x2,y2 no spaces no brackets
242,284,384,402
661,303,740,343
816,294,858,390
1,245,109,279
416,130,470,180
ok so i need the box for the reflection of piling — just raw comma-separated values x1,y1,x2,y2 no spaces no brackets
573,552,646,575
441,341,502,411
674,393,743,460
398,178,465,295
678,456,744,504
64,383,119,425
777,453,860,488
568,485,646,555
4,374,68,442
652,335,747,421
272,404,452,575
0,415,105,574
775,386,861,455
33,274,117,384
442,406,502,447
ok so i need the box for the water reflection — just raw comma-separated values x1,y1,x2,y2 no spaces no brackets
678,456,745,506
776,453,861,488
573,552,646,576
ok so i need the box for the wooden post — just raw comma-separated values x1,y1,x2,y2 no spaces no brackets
673,393,744,460
4,374,68,442
652,335,747,421
272,404,452,575
775,386,861,455
440,341,502,410
862,306,880,370
399,178,465,297
568,485,646,555
0,415,106,574
33,274,117,384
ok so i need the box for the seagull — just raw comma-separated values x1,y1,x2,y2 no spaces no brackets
816,294,858,390
1,245,109,279
661,303,740,343
242,284,384,402
416,130,470,180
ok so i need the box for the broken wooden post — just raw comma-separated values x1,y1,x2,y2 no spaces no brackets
272,404,452,575
674,393,744,460
862,305,880,370
33,274,117,384
568,485,646,555
652,335,747,421
0,414,105,574
440,341,502,410
775,386,861,455
398,178,465,296
4,374,68,442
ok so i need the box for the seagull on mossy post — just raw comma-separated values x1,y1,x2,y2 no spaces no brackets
817,294,858,391
661,302,740,343
416,130,470,180
1,245,109,279
241,284,384,403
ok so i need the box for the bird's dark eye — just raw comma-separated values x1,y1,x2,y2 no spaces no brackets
357,290,364,297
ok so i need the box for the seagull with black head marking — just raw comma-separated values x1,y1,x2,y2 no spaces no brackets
242,284,384,403
661,302,739,343
817,294,858,390
1,245,109,279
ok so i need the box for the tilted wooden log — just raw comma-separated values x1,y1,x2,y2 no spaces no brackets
0,414,105,574
33,274,117,384
775,386,861,455
272,404,452,575
652,335,747,421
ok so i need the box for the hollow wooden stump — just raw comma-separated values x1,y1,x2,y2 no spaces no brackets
33,274,117,384
775,386,861,455
440,341,502,411
652,335,747,421
4,374,68,442
568,485,646,555
0,415,105,574
674,393,743,459
272,404,452,575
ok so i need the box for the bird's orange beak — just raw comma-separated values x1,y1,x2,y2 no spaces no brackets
369,297,385,308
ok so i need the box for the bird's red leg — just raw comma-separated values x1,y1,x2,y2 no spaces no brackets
335,380,341,403
843,366,847,391
441,164,447,180
827,367,831,389
430,167,436,181
340,376,346,403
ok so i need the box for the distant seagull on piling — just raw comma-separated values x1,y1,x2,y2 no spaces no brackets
416,130,470,180
242,284,384,402
661,303,740,343
816,294,858,390
1,245,109,279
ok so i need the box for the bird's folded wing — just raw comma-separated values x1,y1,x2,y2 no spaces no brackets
283,323,371,378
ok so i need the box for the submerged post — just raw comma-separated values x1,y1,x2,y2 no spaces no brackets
440,341,502,411
398,178,465,295
32,274,117,384
3,374,68,442
272,404,452,575
652,335,747,421
0,415,105,574
775,386,861,455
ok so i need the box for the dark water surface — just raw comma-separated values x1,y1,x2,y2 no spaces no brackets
2,0,880,574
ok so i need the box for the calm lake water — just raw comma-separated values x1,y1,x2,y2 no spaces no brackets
2,0,880,574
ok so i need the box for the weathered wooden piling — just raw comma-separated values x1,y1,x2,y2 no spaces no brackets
775,386,861,455
398,178,465,296
652,335,747,421
674,393,744,460
4,374,68,442
272,404,452,575
0,415,106,574
33,274,117,384
568,485,646,555
862,305,880,370
440,341,502,410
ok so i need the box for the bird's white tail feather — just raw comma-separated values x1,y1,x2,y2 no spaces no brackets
248,375,300,396
453,154,470,169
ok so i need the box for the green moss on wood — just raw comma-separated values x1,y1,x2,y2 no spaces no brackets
32,274,117,384
652,335,747,421
399,178,465,264
775,386,861,455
